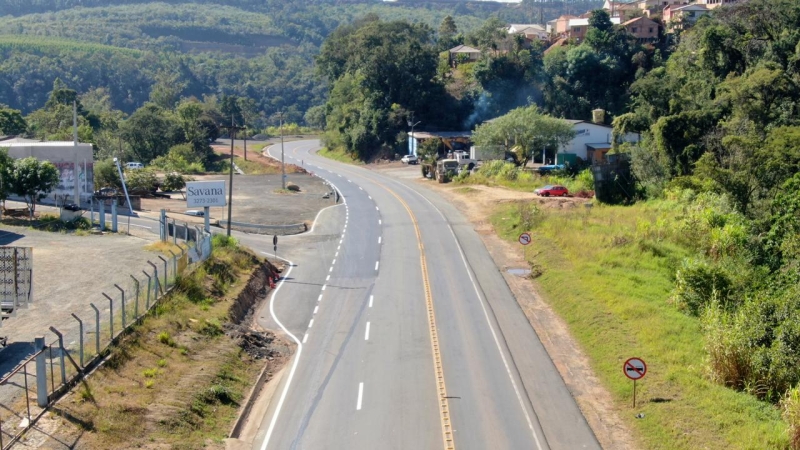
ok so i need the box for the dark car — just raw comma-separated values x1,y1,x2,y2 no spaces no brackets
534,185,569,197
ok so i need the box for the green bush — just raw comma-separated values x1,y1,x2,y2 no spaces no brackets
672,258,734,315
125,168,158,194
211,234,238,248
161,172,188,192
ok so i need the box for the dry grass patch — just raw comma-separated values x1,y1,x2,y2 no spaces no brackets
51,244,274,449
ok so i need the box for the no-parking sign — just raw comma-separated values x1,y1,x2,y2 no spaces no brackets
623,357,647,380
518,232,532,246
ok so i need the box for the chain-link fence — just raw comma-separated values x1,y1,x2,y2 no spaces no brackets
0,228,213,449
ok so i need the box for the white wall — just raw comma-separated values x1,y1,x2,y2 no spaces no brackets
2,142,94,203
558,123,639,160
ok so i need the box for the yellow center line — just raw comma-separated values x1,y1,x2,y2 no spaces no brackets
368,177,455,450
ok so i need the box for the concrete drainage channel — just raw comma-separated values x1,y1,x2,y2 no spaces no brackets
507,268,532,277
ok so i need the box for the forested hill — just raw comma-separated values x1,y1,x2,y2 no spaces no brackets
0,0,601,19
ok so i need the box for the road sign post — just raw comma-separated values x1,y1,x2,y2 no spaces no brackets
273,235,278,260
623,357,647,408
519,232,532,260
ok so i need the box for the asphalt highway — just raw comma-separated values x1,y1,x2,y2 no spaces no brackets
249,140,601,450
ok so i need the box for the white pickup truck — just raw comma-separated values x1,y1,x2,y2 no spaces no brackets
452,151,477,171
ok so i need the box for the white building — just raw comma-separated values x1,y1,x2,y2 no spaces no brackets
0,140,94,204
557,119,639,164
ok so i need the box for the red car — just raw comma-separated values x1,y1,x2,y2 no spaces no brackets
534,185,569,197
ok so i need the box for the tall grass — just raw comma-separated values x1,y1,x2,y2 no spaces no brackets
456,161,595,193
490,199,788,449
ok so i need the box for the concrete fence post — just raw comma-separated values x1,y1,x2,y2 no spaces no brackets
34,336,47,407
147,261,161,297
102,292,114,339
172,218,177,245
89,303,100,354
130,275,140,319
168,250,178,280
160,209,167,242
111,201,118,233
158,256,168,290
142,270,152,310
184,222,189,241
114,284,126,329
70,313,84,367
48,327,67,385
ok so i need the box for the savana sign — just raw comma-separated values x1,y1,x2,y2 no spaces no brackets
186,181,227,207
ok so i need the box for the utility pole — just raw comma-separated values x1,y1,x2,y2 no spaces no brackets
221,116,245,237
280,112,285,190
243,127,248,161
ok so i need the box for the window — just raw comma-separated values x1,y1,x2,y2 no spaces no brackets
632,27,637,32
649,27,654,32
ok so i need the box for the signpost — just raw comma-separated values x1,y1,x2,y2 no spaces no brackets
519,232,532,260
186,181,226,233
623,357,647,408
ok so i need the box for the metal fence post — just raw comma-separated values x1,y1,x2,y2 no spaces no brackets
147,261,161,296
102,292,114,339
49,327,67,385
70,314,84,367
158,255,168,290
89,303,100,354
34,336,47,407
142,270,152,310
114,284,126,329
172,218,177,245
184,221,189,241
130,275,140,319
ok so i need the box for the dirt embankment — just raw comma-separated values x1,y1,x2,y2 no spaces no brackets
25,249,291,450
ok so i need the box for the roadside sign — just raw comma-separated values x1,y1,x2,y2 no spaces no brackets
186,181,226,207
518,232,532,246
273,235,278,246
623,357,647,380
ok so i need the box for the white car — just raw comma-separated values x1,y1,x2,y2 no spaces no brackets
401,154,418,165
125,162,144,170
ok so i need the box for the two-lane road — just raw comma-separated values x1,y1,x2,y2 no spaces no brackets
253,140,600,450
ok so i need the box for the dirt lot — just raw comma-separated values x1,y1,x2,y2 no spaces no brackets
375,164,637,450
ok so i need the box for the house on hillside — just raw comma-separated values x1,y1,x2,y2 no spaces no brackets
604,1,644,20
555,112,640,165
554,15,579,36
664,4,710,30
623,16,660,42
566,17,622,42
506,24,549,42
448,45,481,66
696,0,747,9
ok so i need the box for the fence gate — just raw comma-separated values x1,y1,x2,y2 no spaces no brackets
0,247,33,323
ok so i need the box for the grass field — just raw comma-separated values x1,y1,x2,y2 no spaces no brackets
490,200,789,449
317,147,364,165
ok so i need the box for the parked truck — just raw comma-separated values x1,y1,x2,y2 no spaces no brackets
452,151,477,171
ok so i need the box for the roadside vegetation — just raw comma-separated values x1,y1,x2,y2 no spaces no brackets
492,196,789,449
53,237,278,449
455,160,595,195
317,147,364,165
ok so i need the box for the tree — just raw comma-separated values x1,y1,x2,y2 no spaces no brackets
472,105,575,166
10,157,59,217
437,15,460,51
0,149,15,206
93,158,122,190
0,108,27,135
125,168,158,195
120,103,183,163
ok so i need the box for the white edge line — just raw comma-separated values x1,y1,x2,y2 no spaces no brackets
259,254,300,450
375,261,379,271
365,322,371,340
369,295,374,308
357,382,364,410
398,182,544,450
302,333,308,344
378,236,382,244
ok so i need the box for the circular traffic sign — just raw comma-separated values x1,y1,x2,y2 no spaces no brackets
518,232,532,246
623,357,647,380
